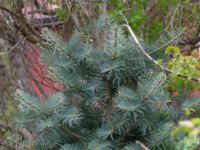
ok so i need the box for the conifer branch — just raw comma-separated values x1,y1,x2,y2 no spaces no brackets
61,124,86,140
124,23,200,82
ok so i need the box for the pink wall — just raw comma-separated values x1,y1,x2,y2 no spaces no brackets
26,45,63,99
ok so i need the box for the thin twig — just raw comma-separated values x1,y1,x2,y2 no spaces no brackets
0,37,25,56
0,5,20,18
64,0,81,31
149,28,185,54
165,2,181,31
124,24,162,65
136,141,150,150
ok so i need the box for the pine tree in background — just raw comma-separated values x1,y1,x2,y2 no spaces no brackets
14,18,179,150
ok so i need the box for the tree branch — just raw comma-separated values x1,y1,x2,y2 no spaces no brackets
0,140,17,150
124,22,200,82
0,5,20,18
0,120,33,140
102,0,107,17
136,140,150,150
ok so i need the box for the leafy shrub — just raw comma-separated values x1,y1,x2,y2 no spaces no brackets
165,46,200,94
